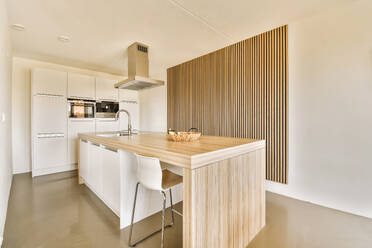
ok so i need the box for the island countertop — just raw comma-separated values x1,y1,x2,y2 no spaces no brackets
78,132,265,169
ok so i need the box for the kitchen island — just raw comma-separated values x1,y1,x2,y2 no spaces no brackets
78,132,266,248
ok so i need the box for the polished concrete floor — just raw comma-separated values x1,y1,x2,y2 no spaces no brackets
3,171,372,248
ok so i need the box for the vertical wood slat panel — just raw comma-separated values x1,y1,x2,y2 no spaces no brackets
167,25,288,184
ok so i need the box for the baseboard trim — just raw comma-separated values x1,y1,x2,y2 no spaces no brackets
13,169,31,175
265,189,372,220
32,164,77,177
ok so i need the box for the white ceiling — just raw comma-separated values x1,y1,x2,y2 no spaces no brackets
7,0,354,78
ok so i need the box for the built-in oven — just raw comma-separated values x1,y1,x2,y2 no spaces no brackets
95,101,119,118
68,99,95,118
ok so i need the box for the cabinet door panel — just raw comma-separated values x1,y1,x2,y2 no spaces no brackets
95,119,120,132
101,147,120,215
88,143,102,195
32,68,67,96
79,140,90,181
35,136,67,170
68,119,95,164
96,78,118,101
33,95,67,134
68,73,95,99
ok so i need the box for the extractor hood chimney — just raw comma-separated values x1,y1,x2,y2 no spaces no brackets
115,42,164,90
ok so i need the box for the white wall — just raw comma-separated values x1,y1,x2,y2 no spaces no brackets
138,67,167,132
138,84,168,132
266,0,372,219
0,0,13,245
139,1,372,219
12,57,124,174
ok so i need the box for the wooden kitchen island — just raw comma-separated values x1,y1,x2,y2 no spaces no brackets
78,132,265,248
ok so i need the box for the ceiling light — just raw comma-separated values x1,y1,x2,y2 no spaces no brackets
10,24,25,31
58,35,70,42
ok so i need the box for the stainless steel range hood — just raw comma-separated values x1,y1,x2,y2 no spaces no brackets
115,42,164,90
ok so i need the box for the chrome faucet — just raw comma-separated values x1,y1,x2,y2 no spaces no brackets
115,109,132,135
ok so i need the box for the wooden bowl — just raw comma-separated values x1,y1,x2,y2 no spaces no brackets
167,131,201,142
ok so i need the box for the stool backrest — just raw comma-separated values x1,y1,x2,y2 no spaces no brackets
135,154,163,191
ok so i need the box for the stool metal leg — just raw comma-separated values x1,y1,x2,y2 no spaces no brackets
128,182,140,247
169,188,175,225
161,191,166,248
170,188,183,217
128,184,174,247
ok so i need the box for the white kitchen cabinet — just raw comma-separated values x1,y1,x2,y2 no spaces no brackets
119,89,138,102
68,73,95,99
101,146,120,215
32,95,67,134
34,135,67,171
96,119,120,132
68,119,95,165
31,94,69,177
79,141,120,216
89,143,103,195
96,78,118,102
32,68,67,96
79,139,90,181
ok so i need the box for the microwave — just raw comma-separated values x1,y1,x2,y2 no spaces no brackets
95,101,119,118
68,99,95,118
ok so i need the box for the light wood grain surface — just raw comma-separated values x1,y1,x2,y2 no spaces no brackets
78,132,266,248
78,132,264,169
167,25,288,183
183,148,266,248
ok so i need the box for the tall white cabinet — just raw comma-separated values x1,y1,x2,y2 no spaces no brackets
31,69,70,177
68,119,95,165
96,78,118,102
32,68,67,96
68,73,95,99
95,119,120,132
31,67,141,177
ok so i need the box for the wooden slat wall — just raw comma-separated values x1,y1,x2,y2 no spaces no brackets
167,25,288,183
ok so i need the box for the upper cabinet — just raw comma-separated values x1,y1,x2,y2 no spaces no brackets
31,68,67,96
68,73,95,100
119,89,138,102
96,78,118,102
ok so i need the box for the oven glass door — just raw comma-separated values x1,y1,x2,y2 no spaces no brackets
96,101,119,118
69,101,95,118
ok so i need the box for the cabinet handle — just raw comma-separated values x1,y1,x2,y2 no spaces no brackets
69,96,94,100
91,143,100,147
98,98,117,102
120,100,137,104
35,93,64,98
37,133,65,138
81,139,88,143
70,119,95,122
96,120,117,122
102,145,118,153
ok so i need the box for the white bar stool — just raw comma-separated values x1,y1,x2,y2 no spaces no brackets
128,154,183,248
